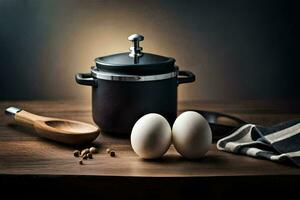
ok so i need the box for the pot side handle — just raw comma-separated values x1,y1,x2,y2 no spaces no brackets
75,73,98,87
177,70,196,85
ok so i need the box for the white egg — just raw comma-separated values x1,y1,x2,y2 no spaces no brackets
130,113,172,159
172,111,212,159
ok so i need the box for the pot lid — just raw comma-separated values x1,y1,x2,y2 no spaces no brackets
94,34,176,75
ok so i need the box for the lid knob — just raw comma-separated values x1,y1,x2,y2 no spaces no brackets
128,33,144,63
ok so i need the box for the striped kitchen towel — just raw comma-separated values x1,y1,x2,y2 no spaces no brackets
217,119,300,166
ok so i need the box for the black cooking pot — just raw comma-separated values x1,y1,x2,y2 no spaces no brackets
75,34,195,137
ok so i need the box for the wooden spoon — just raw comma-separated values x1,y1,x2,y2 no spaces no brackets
5,107,100,145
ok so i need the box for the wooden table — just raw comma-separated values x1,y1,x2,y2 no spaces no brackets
0,100,300,199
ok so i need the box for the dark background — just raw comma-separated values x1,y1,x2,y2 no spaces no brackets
0,0,299,101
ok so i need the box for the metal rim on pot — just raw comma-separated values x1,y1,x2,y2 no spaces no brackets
91,66,178,82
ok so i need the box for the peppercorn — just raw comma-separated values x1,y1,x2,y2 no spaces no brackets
79,160,83,165
87,153,93,159
73,150,80,157
82,154,88,160
110,150,116,157
90,147,97,154
81,149,90,157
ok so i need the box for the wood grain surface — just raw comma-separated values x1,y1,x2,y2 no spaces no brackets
0,100,300,177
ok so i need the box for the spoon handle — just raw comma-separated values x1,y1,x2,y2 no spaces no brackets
5,107,47,127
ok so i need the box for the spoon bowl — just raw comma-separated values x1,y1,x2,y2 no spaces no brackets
44,120,99,134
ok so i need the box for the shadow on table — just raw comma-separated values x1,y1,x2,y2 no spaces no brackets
6,123,102,149
142,154,224,165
